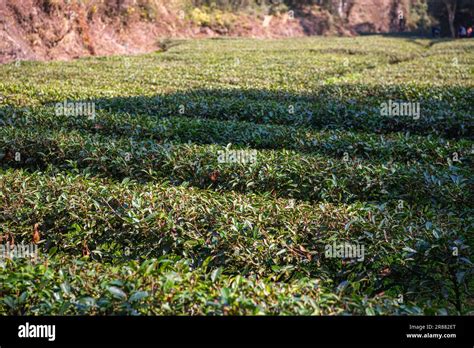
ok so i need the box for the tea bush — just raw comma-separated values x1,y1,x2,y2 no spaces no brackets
0,36,472,315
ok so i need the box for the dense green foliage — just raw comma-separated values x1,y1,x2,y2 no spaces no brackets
0,36,473,315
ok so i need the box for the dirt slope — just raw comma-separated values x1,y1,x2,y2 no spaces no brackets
0,0,410,63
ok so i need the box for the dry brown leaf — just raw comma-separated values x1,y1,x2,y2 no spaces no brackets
82,240,90,256
209,170,219,182
33,223,41,244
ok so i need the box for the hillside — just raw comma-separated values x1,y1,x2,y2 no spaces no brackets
0,0,414,63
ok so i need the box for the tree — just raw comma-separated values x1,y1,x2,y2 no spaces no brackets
443,0,457,38
428,0,474,38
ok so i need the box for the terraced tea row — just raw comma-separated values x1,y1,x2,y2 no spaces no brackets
0,257,428,316
1,170,471,314
1,128,472,207
2,107,473,161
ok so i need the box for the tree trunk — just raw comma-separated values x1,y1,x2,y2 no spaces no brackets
443,0,457,38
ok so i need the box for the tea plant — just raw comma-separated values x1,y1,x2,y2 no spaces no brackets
0,36,472,315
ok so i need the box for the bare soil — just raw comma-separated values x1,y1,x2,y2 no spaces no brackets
0,0,407,64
